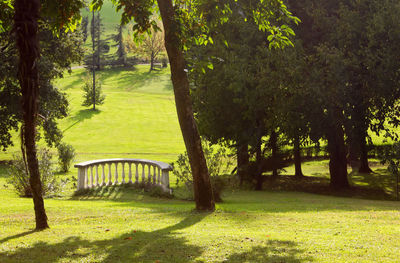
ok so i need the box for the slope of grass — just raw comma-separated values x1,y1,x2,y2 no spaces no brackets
0,65,184,166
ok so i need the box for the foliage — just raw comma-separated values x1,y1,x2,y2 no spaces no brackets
111,24,127,66
126,20,165,71
378,142,400,200
171,140,233,202
7,148,65,197
0,21,83,151
81,71,105,108
57,142,76,172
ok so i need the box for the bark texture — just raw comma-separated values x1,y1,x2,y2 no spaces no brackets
157,0,215,211
270,131,278,178
358,133,372,173
327,123,349,189
237,142,249,186
14,0,49,229
293,136,304,178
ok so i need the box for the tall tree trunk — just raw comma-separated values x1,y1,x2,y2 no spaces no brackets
358,132,372,173
157,0,214,211
270,130,278,177
237,141,249,186
92,11,96,110
347,135,360,171
327,123,349,189
294,136,304,178
255,138,263,191
15,0,49,230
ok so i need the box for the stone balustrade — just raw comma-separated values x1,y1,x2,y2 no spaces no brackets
74,158,173,193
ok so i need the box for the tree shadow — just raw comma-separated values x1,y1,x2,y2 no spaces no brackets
350,168,397,198
224,241,312,263
0,230,36,244
0,213,208,263
63,109,101,133
59,70,86,90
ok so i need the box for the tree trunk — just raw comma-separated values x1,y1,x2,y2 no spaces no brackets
255,138,263,191
157,0,214,211
150,51,154,72
237,141,249,185
358,132,372,173
270,130,278,177
14,0,49,230
294,136,304,178
327,123,349,189
347,135,360,171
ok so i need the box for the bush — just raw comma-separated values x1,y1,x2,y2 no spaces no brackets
57,142,75,172
81,72,105,108
7,148,65,197
171,140,233,202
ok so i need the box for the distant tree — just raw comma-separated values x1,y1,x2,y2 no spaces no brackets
111,24,127,66
81,16,89,43
132,21,165,71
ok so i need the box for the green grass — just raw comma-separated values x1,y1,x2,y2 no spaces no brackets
0,65,184,164
1,170,400,263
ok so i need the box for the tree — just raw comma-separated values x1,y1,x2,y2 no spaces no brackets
81,15,89,43
2,0,85,230
112,24,127,66
134,21,165,71
91,0,298,210
14,0,49,229
81,71,105,108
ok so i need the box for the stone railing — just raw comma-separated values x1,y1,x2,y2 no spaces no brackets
74,158,173,193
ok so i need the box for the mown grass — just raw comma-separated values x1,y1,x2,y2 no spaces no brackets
0,65,184,164
1,169,400,263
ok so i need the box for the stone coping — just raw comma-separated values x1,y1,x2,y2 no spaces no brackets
74,158,173,171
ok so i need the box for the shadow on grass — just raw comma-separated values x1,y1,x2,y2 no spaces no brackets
0,214,311,263
63,109,101,133
59,70,86,90
99,67,171,92
224,241,312,263
0,230,36,244
0,213,206,263
350,169,397,197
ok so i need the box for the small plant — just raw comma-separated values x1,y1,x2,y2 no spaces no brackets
7,148,64,197
57,142,75,172
378,142,400,200
82,72,105,108
171,140,233,202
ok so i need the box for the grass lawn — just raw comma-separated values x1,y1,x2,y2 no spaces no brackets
1,167,400,263
0,65,185,165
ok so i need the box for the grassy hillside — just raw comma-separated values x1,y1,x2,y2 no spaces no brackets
0,65,184,164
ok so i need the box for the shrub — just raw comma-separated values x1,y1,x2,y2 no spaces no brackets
57,142,75,172
81,72,105,108
7,148,64,197
171,140,233,202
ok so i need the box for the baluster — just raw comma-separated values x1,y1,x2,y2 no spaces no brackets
157,167,161,185
128,163,133,184
114,162,119,184
85,167,89,188
95,165,99,186
135,163,139,184
147,164,151,184
121,162,126,184
153,166,156,185
90,166,94,188
108,163,112,186
101,164,106,186
142,163,145,183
